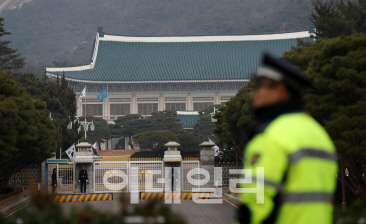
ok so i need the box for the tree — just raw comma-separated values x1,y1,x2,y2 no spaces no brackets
79,116,111,144
12,73,78,156
112,115,155,149
132,130,178,151
111,112,186,149
150,110,186,135
0,70,56,192
176,134,200,153
0,17,25,71
282,33,366,202
310,0,366,39
213,80,256,162
111,114,142,136
191,105,221,143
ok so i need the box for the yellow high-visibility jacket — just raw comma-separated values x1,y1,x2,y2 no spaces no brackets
239,112,337,224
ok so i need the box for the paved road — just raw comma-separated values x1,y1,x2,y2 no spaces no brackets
6,193,239,224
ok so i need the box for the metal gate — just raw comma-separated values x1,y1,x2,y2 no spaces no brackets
182,161,200,192
129,161,163,192
94,161,129,193
57,163,74,193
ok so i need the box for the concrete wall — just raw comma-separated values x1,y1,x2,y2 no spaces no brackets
8,164,41,191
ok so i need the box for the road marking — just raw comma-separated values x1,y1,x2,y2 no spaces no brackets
151,192,157,200
85,194,90,201
175,192,181,199
193,193,199,200
139,192,216,200
146,192,151,200
96,194,103,201
4,202,32,218
90,194,97,201
187,192,192,200
214,194,239,209
200,192,205,199
72,195,78,202
103,194,109,201
66,195,72,202
53,193,113,203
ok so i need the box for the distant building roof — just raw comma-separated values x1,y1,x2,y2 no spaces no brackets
177,111,200,129
46,29,312,83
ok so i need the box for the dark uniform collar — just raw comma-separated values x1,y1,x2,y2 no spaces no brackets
254,98,304,133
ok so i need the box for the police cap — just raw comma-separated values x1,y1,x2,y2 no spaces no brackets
82,165,85,168
256,52,311,92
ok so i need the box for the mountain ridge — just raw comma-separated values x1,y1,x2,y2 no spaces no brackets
1,0,314,68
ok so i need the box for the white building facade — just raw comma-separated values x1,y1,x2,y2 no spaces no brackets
46,27,313,150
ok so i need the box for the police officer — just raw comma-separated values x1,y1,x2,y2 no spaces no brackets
51,168,57,195
168,164,179,192
79,165,88,193
237,53,337,224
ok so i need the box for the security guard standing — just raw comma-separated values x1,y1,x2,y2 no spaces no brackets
79,165,88,193
51,168,57,195
237,53,337,224
168,164,179,192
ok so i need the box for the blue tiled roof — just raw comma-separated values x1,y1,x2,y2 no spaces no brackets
177,114,200,128
47,32,312,82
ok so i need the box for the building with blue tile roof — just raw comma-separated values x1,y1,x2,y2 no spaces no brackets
176,111,200,130
46,28,312,149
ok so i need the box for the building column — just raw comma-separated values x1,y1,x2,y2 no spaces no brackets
159,93,164,111
104,96,108,120
187,92,192,110
215,92,220,105
131,93,137,114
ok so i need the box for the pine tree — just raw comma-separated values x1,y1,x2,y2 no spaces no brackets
0,71,56,192
12,73,77,156
311,0,366,39
0,17,25,70
213,80,256,162
283,33,366,201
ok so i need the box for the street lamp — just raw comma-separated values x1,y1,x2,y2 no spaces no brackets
211,107,220,123
67,117,95,139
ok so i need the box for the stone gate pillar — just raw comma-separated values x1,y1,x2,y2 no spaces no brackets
199,141,215,188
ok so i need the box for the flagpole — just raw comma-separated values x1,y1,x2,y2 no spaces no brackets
106,85,108,150
84,85,87,140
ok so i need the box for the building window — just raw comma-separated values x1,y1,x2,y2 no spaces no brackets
221,96,234,100
193,97,214,101
166,103,186,111
137,98,158,101
82,99,99,102
83,104,103,116
110,98,130,102
110,104,130,116
165,97,186,101
193,102,213,111
138,103,158,115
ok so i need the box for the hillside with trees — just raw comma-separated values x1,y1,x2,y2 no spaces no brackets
0,0,314,71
